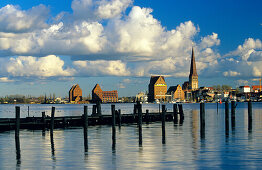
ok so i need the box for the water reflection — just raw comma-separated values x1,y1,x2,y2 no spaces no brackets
0,103,261,169
50,132,56,161
15,133,21,166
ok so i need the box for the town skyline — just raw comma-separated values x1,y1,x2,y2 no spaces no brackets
0,0,261,97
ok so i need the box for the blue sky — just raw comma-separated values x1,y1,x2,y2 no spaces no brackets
0,0,261,98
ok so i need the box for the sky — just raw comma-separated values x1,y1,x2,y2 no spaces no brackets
0,0,261,98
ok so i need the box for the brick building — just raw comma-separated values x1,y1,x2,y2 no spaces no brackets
69,84,82,103
92,84,118,103
148,76,167,102
167,84,185,101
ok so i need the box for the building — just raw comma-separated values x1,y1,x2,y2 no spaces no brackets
92,84,118,103
135,92,148,103
148,76,167,102
252,85,262,92
239,86,251,93
92,84,103,102
182,81,189,91
69,84,82,102
189,48,198,90
167,84,185,101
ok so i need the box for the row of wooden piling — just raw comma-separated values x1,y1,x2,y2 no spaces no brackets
13,101,254,163
200,101,253,138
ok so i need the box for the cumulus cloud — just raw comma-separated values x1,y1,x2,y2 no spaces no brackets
71,0,132,20
73,60,130,76
1,0,260,83
222,38,262,79
3,55,75,77
0,4,48,33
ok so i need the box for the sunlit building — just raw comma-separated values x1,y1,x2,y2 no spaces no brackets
69,84,82,102
148,76,167,102
92,84,118,103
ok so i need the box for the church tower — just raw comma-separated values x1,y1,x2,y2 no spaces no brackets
189,48,198,90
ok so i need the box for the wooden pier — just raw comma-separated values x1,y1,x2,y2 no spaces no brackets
0,108,176,131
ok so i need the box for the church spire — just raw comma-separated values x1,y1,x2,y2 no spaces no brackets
189,47,198,77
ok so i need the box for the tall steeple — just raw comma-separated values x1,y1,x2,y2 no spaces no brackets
189,47,198,90
189,47,198,77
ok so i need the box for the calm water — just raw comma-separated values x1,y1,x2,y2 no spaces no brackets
0,103,262,169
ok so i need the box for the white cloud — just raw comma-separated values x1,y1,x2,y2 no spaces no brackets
0,77,14,82
71,0,132,20
4,55,75,77
223,38,262,78
73,60,130,76
223,71,241,77
0,4,48,33
200,33,220,49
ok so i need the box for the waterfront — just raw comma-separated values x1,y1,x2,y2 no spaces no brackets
0,103,262,169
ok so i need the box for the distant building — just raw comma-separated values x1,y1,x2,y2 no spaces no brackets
189,48,198,90
136,92,148,102
69,84,83,102
252,85,262,92
239,86,250,93
148,76,167,102
167,84,185,101
182,81,189,91
92,84,118,103
92,84,103,102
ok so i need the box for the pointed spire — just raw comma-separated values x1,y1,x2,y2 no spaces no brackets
189,47,198,77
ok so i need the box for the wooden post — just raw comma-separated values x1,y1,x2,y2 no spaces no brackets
97,102,101,115
225,101,229,136
178,104,184,123
137,103,142,146
173,104,178,124
248,101,252,131
83,105,88,152
15,106,20,135
92,105,97,116
162,105,166,144
145,109,149,124
28,106,29,117
118,109,121,127
133,104,137,115
111,105,116,149
217,102,218,113
42,111,46,130
231,101,236,131
50,107,55,133
15,106,21,163
200,103,205,139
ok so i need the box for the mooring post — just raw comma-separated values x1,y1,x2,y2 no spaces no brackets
15,106,21,163
145,109,149,124
50,107,55,133
28,106,29,117
92,105,97,116
162,105,166,144
138,103,142,146
178,104,184,123
217,102,218,113
83,105,88,152
248,101,252,131
231,101,236,130
173,104,178,124
42,111,46,131
97,102,101,116
118,109,121,127
111,105,116,148
15,106,20,135
200,103,205,139
225,101,229,136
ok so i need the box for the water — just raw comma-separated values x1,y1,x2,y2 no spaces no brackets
0,103,262,169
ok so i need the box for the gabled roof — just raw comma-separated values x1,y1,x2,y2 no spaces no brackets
150,76,165,85
92,83,102,91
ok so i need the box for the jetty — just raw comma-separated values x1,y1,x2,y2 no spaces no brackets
0,102,184,131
